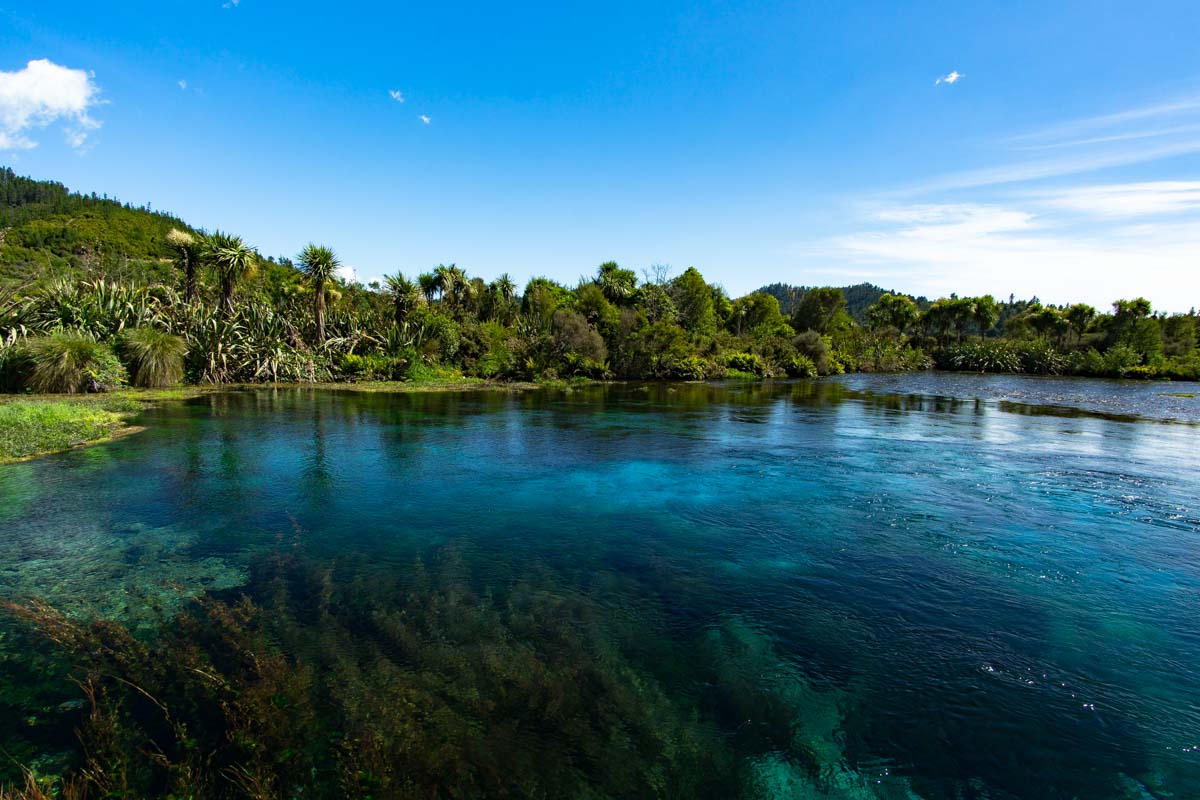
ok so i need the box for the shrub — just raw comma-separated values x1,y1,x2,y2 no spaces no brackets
1015,339,1067,375
937,340,1020,373
1101,344,1141,378
785,353,818,378
119,327,186,387
792,330,832,374
671,355,718,380
722,352,764,375
22,332,127,393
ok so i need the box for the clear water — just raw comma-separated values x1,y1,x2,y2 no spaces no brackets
2,376,1199,798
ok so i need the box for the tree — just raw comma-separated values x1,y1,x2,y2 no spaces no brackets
384,272,421,326
166,228,200,303
1110,298,1161,360
204,231,257,316
792,287,846,334
297,244,341,344
972,295,999,340
596,261,638,305
418,272,438,305
729,292,791,337
866,293,918,336
1065,303,1096,345
669,267,715,337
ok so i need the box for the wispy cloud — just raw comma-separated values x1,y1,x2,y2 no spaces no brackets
902,91,1200,193
1008,97,1200,145
935,70,962,86
389,89,404,103
222,0,240,8
178,79,188,91
419,114,431,125
1031,181,1200,218
810,92,1200,309
828,201,1200,309
911,139,1200,193
0,59,102,151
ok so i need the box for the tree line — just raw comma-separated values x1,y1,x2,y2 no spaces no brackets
0,167,1196,391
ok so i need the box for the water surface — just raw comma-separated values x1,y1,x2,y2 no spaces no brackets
1,375,1198,798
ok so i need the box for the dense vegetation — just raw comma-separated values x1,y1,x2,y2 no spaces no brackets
2,166,1197,390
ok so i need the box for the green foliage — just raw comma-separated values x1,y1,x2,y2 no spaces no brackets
728,293,791,338
672,355,719,380
937,340,1021,373
18,332,126,393
723,352,765,376
791,287,847,334
786,353,817,378
669,267,716,337
3,165,1195,390
866,293,919,335
0,401,128,461
1015,338,1068,375
119,327,186,387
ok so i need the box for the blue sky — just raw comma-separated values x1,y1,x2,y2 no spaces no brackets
2,1,1199,310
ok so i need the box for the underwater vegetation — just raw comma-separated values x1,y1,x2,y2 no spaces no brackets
0,537,919,800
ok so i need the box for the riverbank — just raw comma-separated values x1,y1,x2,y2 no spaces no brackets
0,376,596,462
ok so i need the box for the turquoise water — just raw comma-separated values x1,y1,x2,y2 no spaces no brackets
1,376,1199,798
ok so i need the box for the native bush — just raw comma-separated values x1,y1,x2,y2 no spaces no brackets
785,353,818,378
119,327,186,387
20,332,126,393
670,355,719,380
723,352,764,376
937,340,1021,373
1015,339,1068,375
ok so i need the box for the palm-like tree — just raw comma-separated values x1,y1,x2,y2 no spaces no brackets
493,273,516,303
297,244,341,344
432,264,458,305
384,272,421,326
166,228,200,303
204,232,257,317
418,272,439,305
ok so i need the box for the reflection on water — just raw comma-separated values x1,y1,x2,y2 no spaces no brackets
1,377,1198,798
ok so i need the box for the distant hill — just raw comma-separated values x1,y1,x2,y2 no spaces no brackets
756,282,931,324
0,166,195,287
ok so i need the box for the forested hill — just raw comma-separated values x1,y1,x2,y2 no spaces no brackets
757,282,930,324
0,166,195,287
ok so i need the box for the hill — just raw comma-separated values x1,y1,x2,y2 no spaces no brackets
0,166,195,287
756,282,931,324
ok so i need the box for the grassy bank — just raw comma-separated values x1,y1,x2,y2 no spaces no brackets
0,378,585,463
0,388,213,463
0,400,136,463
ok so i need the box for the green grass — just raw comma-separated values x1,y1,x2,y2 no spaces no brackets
0,401,131,462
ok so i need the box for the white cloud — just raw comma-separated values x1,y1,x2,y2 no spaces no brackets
419,114,431,124
178,79,188,91
1033,181,1200,218
0,59,102,151
389,89,405,103
935,70,962,86
825,201,1200,310
222,0,240,8
803,92,1200,310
